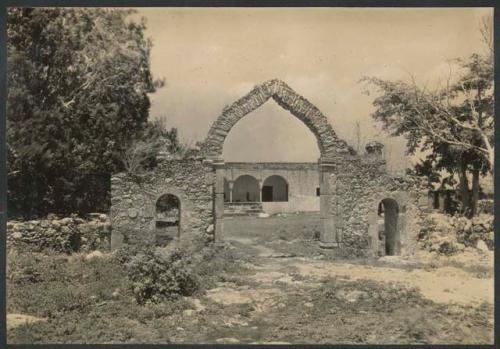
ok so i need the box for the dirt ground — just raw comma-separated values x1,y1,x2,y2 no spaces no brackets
7,213,494,344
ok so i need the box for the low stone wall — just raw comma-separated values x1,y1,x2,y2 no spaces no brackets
110,158,214,249
7,214,111,253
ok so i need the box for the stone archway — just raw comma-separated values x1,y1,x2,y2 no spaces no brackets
202,79,347,160
203,79,349,246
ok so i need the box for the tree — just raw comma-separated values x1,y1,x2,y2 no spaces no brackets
7,8,163,217
362,21,493,217
122,116,189,175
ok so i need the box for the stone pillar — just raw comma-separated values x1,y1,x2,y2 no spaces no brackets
258,179,263,202
228,181,234,203
319,158,338,248
213,159,225,243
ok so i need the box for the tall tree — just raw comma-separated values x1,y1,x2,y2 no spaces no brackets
362,26,493,217
7,8,163,217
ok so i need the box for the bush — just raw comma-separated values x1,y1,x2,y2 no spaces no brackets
122,246,200,304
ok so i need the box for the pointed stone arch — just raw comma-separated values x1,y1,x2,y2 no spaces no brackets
205,80,345,247
202,79,348,160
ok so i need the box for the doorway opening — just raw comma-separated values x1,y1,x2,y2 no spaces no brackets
262,175,288,202
155,194,181,245
378,198,400,256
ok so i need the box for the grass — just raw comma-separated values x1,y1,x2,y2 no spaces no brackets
6,213,495,344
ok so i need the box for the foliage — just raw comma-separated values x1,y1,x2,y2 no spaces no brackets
7,8,163,218
121,246,200,304
122,116,187,175
362,20,493,216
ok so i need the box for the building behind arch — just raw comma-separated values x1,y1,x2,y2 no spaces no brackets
223,162,320,215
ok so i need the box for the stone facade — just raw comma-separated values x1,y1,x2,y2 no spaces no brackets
110,159,214,249
332,153,428,256
110,79,428,257
223,162,320,214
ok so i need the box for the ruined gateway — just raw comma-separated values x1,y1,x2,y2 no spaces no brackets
111,79,428,257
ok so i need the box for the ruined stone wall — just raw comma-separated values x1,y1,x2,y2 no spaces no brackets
7,214,111,253
109,79,428,257
110,159,214,249
332,154,428,257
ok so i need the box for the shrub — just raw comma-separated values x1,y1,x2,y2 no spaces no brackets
123,246,200,304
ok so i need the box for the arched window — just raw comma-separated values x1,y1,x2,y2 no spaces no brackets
378,198,400,256
155,194,181,242
262,175,289,202
232,175,260,202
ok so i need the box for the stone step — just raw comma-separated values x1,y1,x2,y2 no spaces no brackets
224,212,263,217
224,202,264,216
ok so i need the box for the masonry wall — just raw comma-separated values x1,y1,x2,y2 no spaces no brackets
7,214,111,253
110,155,427,255
224,162,320,214
110,159,215,249
331,154,428,257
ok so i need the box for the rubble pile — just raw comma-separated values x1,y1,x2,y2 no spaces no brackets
417,212,493,255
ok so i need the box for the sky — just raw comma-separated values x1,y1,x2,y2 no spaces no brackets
133,7,492,168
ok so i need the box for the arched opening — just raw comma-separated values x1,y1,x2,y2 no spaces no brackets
232,175,260,202
378,198,400,256
155,194,181,245
262,175,288,202
205,80,341,247
222,101,321,162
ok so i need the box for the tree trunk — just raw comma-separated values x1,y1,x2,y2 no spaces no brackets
470,86,483,217
458,159,471,217
471,166,480,217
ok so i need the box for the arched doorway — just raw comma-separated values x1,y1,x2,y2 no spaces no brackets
378,198,400,255
262,175,288,202
203,79,342,245
155,194,181,244
232,175,260,202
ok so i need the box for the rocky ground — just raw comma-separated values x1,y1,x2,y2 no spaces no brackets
7,213,494,344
